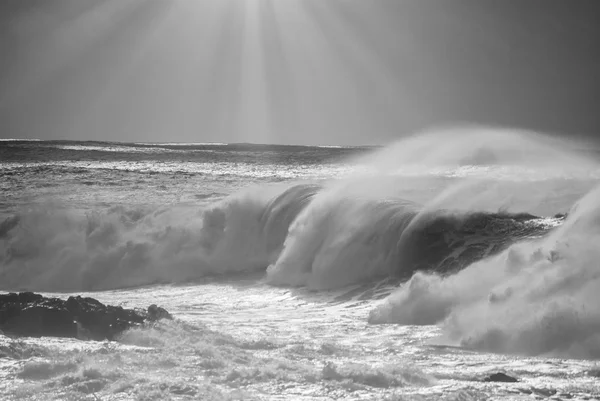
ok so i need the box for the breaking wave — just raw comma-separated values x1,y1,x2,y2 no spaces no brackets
264,188,560,289
370,185,600,359
0,182,560,292
0,127,596,297
0,185,313,291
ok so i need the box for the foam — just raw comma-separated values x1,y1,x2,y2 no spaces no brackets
371,185,600,359
0,185,304,291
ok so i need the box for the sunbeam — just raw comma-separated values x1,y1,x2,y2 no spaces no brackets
63,0,178,138
259,1,299,141
1,0,599,143
238,0,271,143
303,0,419,138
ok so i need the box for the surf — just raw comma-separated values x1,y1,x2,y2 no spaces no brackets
0,127,597,295
0,185,563,292
370,185,600,359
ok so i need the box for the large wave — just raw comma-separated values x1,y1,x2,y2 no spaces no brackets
0,182,554,292
1,127,597,294
370,185,600,359
264,127,593,289
264,186,560,289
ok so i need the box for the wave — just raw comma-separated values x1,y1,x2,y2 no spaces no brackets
266,195,420,289
0,183,324,291
0,182,561,292
369,185,600,359
0,127,595,294
265,188,561,289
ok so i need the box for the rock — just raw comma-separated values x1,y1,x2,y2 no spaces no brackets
483,372,519,383
0,292,172,341
5,305,78,338
147,304,172,321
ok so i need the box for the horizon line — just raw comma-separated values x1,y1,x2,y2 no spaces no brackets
0,138,379,148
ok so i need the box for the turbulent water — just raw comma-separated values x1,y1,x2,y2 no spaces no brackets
1,128,600,400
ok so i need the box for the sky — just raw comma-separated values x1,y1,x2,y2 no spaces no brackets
0,0,598,145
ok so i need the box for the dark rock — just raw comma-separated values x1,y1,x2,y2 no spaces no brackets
0,292,172,341
147,304,172,321
483,372,519,383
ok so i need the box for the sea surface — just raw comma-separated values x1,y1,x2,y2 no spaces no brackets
1,128,600,400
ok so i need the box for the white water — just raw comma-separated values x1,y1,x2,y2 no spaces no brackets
371,185,600,360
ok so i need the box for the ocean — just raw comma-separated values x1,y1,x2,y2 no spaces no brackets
1,128,600,400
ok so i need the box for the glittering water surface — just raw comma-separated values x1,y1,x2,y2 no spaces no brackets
0,141,362,215
2,138,600,400
1,282,599,400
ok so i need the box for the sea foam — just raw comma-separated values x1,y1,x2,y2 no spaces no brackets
370,185,600,359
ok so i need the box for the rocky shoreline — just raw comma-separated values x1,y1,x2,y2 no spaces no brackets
0,292,171,341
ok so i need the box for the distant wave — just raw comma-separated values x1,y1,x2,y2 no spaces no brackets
5,139,370,154
134,142,229,146
0,138,41,142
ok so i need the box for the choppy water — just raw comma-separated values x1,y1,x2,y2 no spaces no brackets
2,128,600,400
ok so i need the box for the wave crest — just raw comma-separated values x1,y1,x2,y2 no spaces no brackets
266,195,419,289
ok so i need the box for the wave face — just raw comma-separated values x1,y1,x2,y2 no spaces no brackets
260,184,322,262
266,194,420,289
265,188,560,290
395,210,561,277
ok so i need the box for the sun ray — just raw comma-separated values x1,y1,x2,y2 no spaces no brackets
203,1,246,142
302,0,425,138
258,0,300,142
64,1,179,138
263,0,358,140
236,0,270,143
